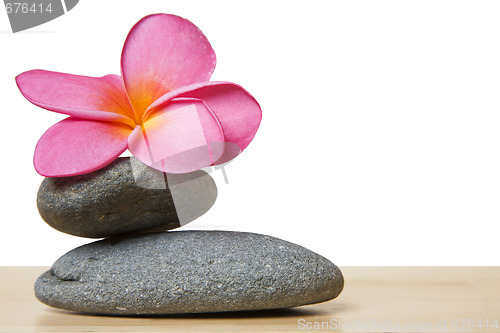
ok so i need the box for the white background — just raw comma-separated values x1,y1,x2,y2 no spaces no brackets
1,0,499,266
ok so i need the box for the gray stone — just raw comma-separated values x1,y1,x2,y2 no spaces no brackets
37,157,217,238
35,231,344,315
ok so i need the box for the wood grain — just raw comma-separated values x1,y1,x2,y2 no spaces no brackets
0,266,499,332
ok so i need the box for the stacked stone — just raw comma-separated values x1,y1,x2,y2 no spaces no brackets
34,157,344,315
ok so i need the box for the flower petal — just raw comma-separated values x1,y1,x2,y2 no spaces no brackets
34,118,137,177
146,82,262,151
16,70,135,127
121,14,216,120
128,99,224,174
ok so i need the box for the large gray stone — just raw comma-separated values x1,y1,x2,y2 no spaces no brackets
37,157,217,238
35,231,344,315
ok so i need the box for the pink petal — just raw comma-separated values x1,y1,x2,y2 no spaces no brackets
211,142,242,165
34,118,137,177
128,99,224,174
121,14,216,120
16,70,135,128
146,82,262,151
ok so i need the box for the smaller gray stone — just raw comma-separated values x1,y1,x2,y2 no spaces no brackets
37,157,217,238
35,231,344,315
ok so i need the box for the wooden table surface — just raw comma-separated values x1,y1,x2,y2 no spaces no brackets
0,266,499,332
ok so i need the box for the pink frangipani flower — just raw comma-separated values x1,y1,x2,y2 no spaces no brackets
16,14,262,177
